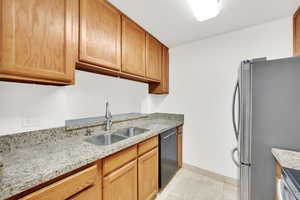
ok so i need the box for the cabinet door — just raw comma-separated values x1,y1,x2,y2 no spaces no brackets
138,148,159,200
121,16,146,77
0,0,78,85
294,7,300,56
79,0,121,70
146,34,162,81
149,46,169,94
103,160,138,200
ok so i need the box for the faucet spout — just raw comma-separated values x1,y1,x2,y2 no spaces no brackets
105,102,112,131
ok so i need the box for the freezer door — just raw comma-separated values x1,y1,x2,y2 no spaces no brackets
240,164,251,200
238,60,252,165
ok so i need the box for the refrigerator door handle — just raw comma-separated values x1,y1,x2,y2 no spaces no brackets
232,81,240,141
231,147,240,167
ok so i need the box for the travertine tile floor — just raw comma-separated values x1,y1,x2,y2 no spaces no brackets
156,168,238,200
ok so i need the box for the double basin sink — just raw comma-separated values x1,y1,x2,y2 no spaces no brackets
86,127,149,146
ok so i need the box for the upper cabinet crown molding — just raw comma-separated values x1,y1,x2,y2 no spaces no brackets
79,0,121,71
294,7,300,56
121,16,146,77
0,0,78,85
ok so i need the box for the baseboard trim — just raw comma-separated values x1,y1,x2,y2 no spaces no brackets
182,163,239,187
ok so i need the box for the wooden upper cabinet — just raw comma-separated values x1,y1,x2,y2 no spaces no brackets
79,0,121,71
0,0,78,85
146,34,162,81
149,45,169,94
177,126,183,168
294,7,300,56
121,16,146,77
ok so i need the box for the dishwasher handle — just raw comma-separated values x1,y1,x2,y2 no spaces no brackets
163,132,176,140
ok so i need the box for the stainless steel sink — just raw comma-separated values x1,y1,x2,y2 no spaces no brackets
85,127,149,146
113,127,149,138
86,134,127,146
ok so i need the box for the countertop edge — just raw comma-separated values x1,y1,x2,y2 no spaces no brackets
272,148,300,171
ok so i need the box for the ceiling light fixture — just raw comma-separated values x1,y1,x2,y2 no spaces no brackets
187,0,222,22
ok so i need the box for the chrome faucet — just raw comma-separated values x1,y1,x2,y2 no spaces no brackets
105,102,112,131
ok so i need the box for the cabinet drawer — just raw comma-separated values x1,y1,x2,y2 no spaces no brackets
20,165,99,200
138,136,158,156
103,145,137,176
69,184,100,200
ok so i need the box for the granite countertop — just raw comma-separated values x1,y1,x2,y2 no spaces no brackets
0,113,184,200
272,148,300,170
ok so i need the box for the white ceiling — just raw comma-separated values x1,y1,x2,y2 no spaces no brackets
108,0,299,47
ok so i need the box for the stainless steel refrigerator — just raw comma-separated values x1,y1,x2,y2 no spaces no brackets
231,56,300,200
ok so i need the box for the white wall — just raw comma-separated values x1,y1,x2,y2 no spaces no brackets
0,71,148,135
147,17,293,179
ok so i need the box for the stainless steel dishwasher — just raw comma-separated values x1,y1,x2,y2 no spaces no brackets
159,128,178,188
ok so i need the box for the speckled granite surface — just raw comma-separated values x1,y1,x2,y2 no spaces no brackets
272,148,300,170
0,113,183,199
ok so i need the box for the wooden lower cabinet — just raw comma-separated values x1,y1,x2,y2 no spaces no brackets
275,161,282,200
138,148,159,200
13,135,173,200
103,160,138,200
177,127,183,168
69,185,100,200
20,165,101,200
